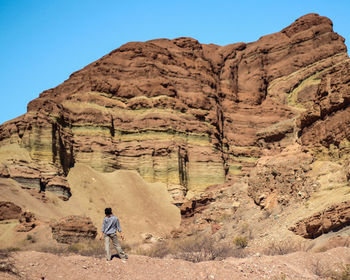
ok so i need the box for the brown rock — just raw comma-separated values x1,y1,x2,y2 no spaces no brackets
50,216,97,244
298,60,350,148
0,13,348,199
180,195,215,218
0,201,22,221
289,201,350,238
248,147,316,208
15,211,36,232
45,176,71,201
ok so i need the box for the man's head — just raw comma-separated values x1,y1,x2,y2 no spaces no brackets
105,207,112,216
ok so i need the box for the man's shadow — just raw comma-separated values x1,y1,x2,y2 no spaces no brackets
111,254,122,260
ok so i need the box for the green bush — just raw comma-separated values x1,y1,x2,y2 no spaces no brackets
233,235,248,248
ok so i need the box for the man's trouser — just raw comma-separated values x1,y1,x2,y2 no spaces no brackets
104,233,127,260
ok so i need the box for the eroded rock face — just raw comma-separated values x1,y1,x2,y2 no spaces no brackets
15,211,36,232
50,216,97,244
180,195,215,218
247,147,318,209
289,201,350,238
0,201,22,221
0,13,349,199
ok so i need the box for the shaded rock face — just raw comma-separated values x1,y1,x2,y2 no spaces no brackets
180,195,215,218
50,216,97,244
0,13,349,199
0,201,37,232
0,201,22,221
289,201,350,238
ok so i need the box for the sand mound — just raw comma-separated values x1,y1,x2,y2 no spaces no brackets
0,164,180,247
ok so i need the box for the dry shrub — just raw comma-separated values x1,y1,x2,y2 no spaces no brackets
316,237,350,253
233,235,248,248
238,222,253,239
262,239,308,256
311,261,350,280
35,239,104,257
26,234,37,244
270,273,287,280
67,240,105,257
33,238,131,259
311,259,331,277
36,244,69,255
136,233,248,262
68,239,131,257
327,264,350,280
0,248,20,253
0,251,18,276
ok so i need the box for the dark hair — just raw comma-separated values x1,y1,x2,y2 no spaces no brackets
105,208,112,215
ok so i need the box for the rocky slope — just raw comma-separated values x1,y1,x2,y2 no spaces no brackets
0,13,349,250
1,248,350,280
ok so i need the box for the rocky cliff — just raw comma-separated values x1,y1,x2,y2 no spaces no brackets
1,14,348,205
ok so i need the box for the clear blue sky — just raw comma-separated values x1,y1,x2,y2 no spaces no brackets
0,0,349,124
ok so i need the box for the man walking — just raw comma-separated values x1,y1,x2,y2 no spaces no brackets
100,207,128,261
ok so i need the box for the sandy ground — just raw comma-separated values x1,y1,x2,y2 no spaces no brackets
0,164,180,247
1,247,349,280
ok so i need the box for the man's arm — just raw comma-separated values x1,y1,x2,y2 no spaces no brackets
100,218,106,240
116,217,125,240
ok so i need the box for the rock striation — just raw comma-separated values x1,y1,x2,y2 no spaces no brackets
289,200,350,238
0,13,349,203
50,216,97,244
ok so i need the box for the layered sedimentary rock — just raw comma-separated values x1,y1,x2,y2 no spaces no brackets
0,201,36,232
50,216,97,244
289,201,350,238
0,13,349,201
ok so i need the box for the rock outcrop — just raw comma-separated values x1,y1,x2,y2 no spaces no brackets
15,211,36,232
0,14,348,201
50,216,97,244
0,201,37,232
0,201,22,221
247,145,318,209
289,201,350,238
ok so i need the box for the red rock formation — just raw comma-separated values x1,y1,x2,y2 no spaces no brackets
289,201,350,238
50,216,97,244
0,13,348,201
15,211,36,232
0,201,22,221
298,60,350,148
247,147,318,209
180,195,215,218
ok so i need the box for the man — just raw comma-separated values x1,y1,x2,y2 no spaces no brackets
100,207,128,261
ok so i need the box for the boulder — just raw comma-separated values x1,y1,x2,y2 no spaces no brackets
0,201,22,221
289,201,350,238
50,216,97,244
15,211,36,232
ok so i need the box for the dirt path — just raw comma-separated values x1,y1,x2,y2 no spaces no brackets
1,247,349,280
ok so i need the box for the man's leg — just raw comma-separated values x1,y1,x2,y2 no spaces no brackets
104,234,111,261
111,234,128,259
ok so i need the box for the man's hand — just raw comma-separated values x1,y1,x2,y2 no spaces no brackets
120,233,125,241
99,233,103,240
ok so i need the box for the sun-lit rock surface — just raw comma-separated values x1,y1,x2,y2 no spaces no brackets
0,14,350,251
